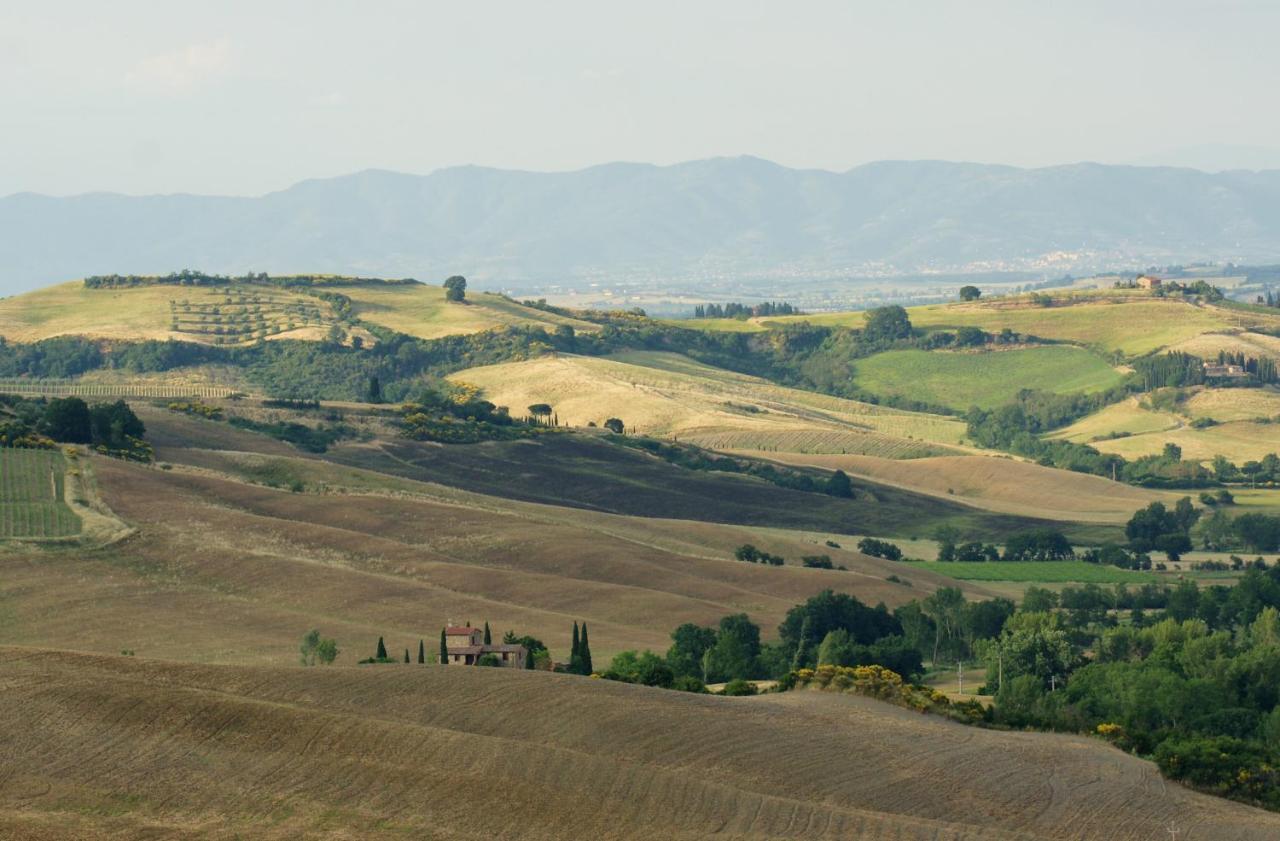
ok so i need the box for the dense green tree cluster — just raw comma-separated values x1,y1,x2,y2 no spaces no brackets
692,301,799,319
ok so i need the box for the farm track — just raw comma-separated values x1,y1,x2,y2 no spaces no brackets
2,647,1278,840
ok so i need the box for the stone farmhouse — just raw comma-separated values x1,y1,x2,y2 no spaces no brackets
443,625,527,667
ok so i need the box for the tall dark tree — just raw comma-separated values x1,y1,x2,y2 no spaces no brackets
959,285,982,301
404,648,410,663
483,621,492,645
417,639,425,664
570,621,581,672
579,623,593,675
439,628,448,664
376,636,388,660
367,375,383,404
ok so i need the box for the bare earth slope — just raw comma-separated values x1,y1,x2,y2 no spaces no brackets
3,647,1277,840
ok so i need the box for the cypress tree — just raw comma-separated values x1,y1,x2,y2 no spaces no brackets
570,621,581,673
376,636,387,660
439,628,448,664
484,621,492,645
579,624,593,675
404,648,410,663
417,640,425,664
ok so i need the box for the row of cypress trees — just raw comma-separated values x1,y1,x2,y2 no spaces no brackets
569,620,593,675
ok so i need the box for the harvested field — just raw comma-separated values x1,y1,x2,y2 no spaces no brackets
3,647,1277,840
1184,387,1280,423
1168,329,1280,363
450,351,968,453
747,453,1175,523
0,441,993,666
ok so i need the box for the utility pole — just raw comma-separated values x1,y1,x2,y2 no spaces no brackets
1049,674,1057,692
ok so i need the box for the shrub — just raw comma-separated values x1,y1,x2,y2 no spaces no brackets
720,678,758,696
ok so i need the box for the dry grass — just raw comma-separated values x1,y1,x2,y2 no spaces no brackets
0,280,596,345
1049,397,1181,444
449,351,968,456
3,647,1277,841
1168,330,1280,363
342,283,598,339
1089,419,1280,463
1184,388,1280,423
746,453,1177,523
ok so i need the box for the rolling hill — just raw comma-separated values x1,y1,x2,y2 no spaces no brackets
4,647,1278,840
8,158,1280,294
449,351,968,457
0,278,594,345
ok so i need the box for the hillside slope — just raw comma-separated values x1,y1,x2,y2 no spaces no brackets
450,351,967,457
7,159,1280,293
3,647,1277,840
0,279,593,344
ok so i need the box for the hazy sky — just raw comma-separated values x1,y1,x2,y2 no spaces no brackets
3,1,1278,196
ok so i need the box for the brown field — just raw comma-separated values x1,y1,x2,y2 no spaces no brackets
4,647,1277,840
0,412,990,668
746,453,1176,523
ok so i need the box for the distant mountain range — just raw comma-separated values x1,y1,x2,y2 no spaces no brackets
4,157,1280,296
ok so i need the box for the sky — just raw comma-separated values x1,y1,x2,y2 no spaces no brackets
3,0,1279,197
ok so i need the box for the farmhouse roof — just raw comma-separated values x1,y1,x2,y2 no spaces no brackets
447,645,485,655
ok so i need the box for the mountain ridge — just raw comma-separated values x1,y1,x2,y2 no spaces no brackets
4,156,1280,295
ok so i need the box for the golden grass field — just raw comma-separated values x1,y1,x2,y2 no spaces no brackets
1048,390,1280,462
4,647,1278,841
341,282,598,339
744,453,1177,523
1050,397,1182,443
449,351,969,457
1168,329,1280,363
0,279,597,345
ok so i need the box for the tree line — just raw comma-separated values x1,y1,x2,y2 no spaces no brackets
692,301,800,319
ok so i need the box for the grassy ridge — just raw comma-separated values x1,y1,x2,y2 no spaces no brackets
852,347,1123,411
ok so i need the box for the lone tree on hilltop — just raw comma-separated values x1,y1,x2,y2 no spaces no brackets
959,285,982,301
404,648,410,663
443,275,467,302
376,636,388,660
603,417,625,434
418,639,425,664
528,403,553,425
